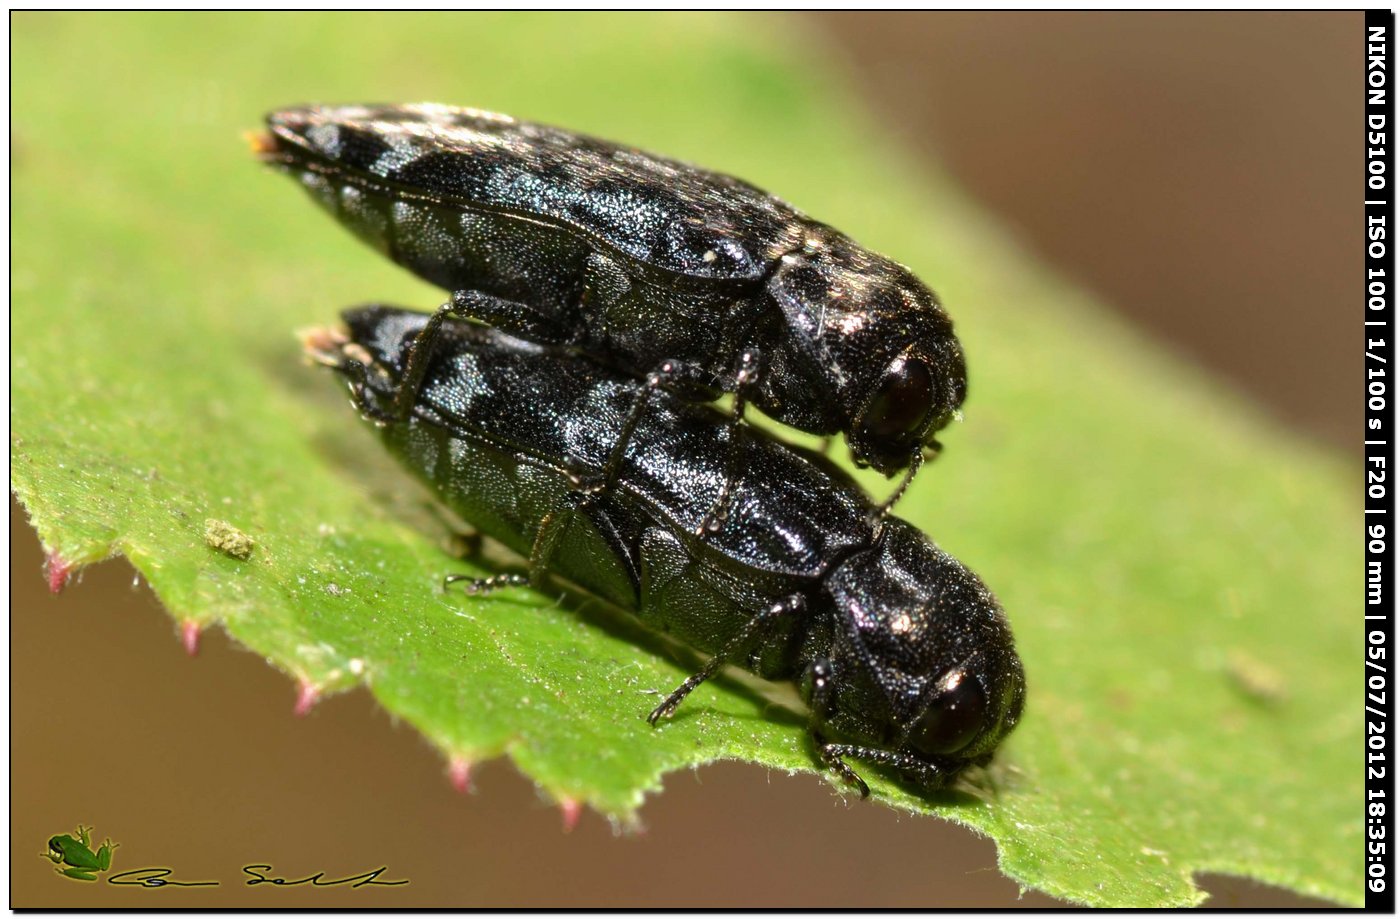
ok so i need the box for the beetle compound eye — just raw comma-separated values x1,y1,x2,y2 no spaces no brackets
910,671,986,756
861,359,934,442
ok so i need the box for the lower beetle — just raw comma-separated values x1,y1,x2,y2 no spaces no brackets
261,103,968,511
306,306,1024,795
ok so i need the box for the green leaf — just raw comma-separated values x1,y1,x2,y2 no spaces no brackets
12,12,1358,908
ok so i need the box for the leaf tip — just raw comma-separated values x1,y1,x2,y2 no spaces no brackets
44,550,72,594
293,679,321,717
180,620,202,657
559,797,582,833
448,757,474,795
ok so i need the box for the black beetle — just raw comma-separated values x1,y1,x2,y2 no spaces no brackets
262,103,968,508
306,305,1022,796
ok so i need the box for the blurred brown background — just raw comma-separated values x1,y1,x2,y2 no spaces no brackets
13,12,1355,908
815,11,1357,452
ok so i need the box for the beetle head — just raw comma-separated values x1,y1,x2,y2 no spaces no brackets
763,230,966,475
807,518,1024,785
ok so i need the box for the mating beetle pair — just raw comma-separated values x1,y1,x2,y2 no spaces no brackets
265,104,1023,795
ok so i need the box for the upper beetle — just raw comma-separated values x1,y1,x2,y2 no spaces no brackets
258,103,968,492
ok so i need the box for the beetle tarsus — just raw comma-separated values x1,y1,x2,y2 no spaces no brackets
444,572,530,595
817,740,871,799
820,742,956,795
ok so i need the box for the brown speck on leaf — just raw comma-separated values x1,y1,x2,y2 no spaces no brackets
1225,649,1288,706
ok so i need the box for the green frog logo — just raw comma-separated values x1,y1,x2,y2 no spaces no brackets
42,825,116,881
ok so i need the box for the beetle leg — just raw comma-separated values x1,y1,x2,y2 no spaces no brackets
429,506,510,596
804,658,871,798
698,348,762,536
526,482,641,596
337,357,400,424
443,572,530,596
421,503,483,559
525,371,669,585
446,289,572,345
647,594,804,724
815,739,871,799
598,369,666,491
871,446,925,520
527,505,572,591
383,291,570,422
597,358,718,493
382,300,454,420
805,657,836,723
818,743,959,794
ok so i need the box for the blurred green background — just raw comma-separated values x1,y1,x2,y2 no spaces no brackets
12,11,1356,908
